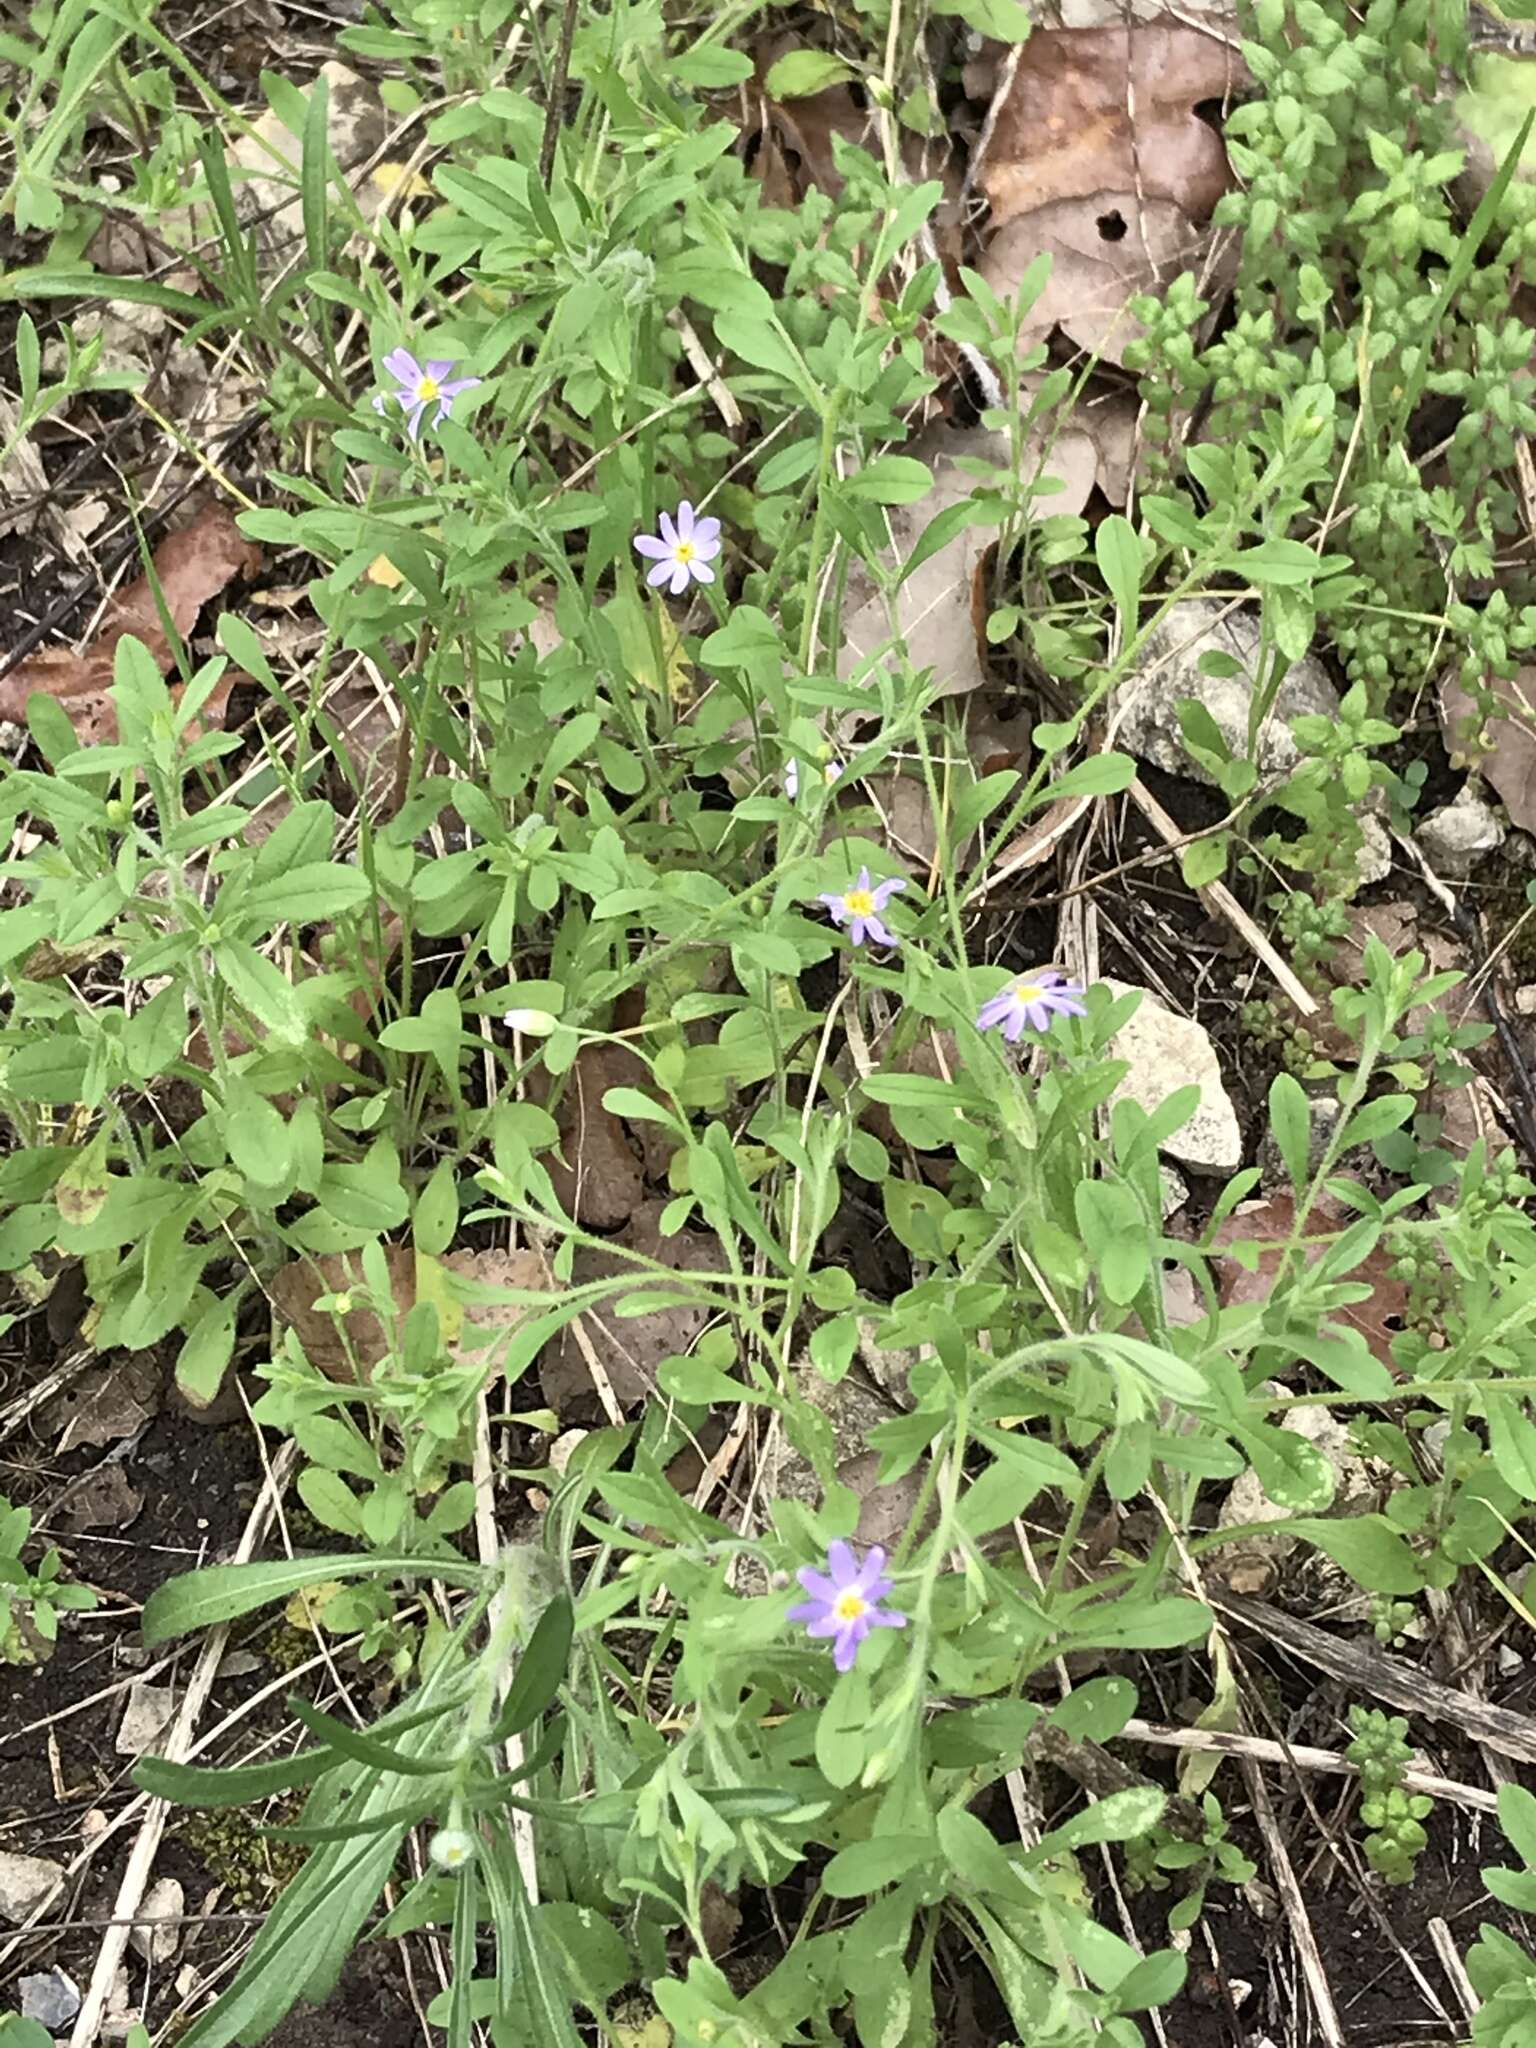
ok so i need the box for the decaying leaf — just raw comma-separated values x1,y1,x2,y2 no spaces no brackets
534,1042,670,1231
45,1355,161,1454
271,1244,545,1384
0,503,260,743
981,197,1211,366
57,1462,143,1534
540,1200,727,1412
1211,1191,1412,1370
978,25,1241,227
1439,666,1536,835
974,23,1243,364
838,410,1130,708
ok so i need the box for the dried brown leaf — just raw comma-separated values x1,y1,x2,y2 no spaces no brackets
533,1041,661,1230
0,503,260,742
1439,666,1536,834
1211,1191,1411,1371
978,24,1243,227
46,1355,161,1453
540,1199,727,1413
271,1244,547,1385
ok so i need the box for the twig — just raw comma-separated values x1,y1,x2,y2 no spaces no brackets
1428,1916,1480,2022
1120,1718,1499,1814
0,1346,96,1445
1127,777,1319,1016
1242,1755,1346,2048
1216,1592,1536,1766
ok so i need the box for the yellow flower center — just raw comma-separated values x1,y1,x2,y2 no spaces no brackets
834,1592,868,1623
1012,980,1044,1004
416,375,441,401
844,888,875,915
674,539,695,562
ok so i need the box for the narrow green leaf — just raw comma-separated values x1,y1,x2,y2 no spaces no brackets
133,1749,332,1808
143,1553,478,1643
490,1596,575,1744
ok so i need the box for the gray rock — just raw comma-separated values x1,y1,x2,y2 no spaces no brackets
1102,980,1242,1172
21,1966,80,2028
1113,599,1339,784
114,1681,177,1758
0,1850,65,1923
129,1875,183,1964
1418,785,1506,876
1356,812,1392,886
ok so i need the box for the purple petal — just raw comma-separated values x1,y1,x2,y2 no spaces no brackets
1002,1008,1025,1042
852,1546,887,1592
646,559,675,589
796,1569,839,1603
688,559,715,584
423,357,457,381
787,1599,827,1625
870,1607,907,1630
803,1615,841,1640
437,376,481,400
827,1541,859,1589
847,918,868,947
864,916,898,949
382,346,421,384
404,400,428,441
818,893,848,918
658,510,678,548
855,866,872,893
833,1632,859,1673
667,562,690,596
976,993,1014,1032
691,534,722,562
676,499,695,541
1024,1003,1051,1031
692,515,721,545
635,534,670,559
870,877,907,910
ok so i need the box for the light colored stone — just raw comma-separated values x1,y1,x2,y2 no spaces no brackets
548,1429,589,1479
1356,811,1392,886
0,1849,64,1923
1113,598,1339,784
1418,785,1506,877
21,1965,80,2028
1159,1164,1189,1218
1216,1403,1373,1591
114,1681,177,1758
130,1876,183,1964
1102,980,1242,1171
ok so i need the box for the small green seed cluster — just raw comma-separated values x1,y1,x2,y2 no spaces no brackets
1347,1706,1432,1884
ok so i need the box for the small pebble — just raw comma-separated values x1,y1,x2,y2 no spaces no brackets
20,1965,81,2028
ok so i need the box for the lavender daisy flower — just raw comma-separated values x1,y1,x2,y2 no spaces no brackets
788,1540,907,1673
784,756,844,800
372,347,481,441
819,866,906,949
634,499,721,595
976,969,1088,1043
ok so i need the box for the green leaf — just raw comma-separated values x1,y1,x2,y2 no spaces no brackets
1094,515,1142,630
765,50,857,98
297,1468,368,1538
134,1749,332,1807
143,1553,478,1643
1036,752,1137,802
176,1296,236,1409
822,1833,937,1898
1496,1782,1536,1872
1288,1514,1424,1594
1268,1073,1311,1195
1031,1786,1164,1857
668,44,755,86
235,862,375,928
489,1596,575,1743
1180,833,1228,888
844,455,934,506
301,66,330,273
713,312,818,407
1230,538,1327,586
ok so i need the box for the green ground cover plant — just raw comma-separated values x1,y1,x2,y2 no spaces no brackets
6,0,1536,2042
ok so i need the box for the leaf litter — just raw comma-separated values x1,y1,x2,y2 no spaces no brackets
0,502,260,744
